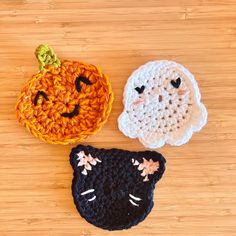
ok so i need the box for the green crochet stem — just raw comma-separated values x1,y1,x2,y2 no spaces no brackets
35,44,61,71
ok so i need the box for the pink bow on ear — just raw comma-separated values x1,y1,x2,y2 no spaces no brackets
132,158,159,182
77,151,101,175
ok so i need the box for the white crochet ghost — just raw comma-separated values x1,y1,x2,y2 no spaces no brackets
118,60,207,148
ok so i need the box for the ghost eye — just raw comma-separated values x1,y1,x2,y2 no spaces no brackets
34,91,49,105
80,189,96,202
135,85,145,94
129,194,142,207
171,77,181,88
75,75,92,92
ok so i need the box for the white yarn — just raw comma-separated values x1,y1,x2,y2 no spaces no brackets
118,60,207,148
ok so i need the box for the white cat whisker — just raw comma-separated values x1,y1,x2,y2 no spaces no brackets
129,194,141,201
129,199,139,207
88,196,96,202
80,189,95,195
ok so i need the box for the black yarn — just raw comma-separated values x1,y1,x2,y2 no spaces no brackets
135,85,145,94
75,75,92,92
61,104,79,118
70,145,166,231
34,91,49,105
171,77,181,88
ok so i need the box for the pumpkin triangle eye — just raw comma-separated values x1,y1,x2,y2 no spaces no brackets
34,91,49,105
75,75,92,92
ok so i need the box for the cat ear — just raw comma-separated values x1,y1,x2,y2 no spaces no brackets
131,151,166,183
70,145,102,176
70,145,166,183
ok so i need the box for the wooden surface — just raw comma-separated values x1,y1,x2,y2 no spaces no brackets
0,0,236,235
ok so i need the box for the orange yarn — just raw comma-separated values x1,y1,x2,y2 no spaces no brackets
16,60,114,144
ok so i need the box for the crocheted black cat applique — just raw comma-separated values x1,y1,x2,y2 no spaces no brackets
70,145,166,231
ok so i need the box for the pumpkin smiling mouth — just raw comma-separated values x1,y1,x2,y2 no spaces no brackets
61,104,79,118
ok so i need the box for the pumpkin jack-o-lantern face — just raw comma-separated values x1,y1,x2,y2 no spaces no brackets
16,45,113,144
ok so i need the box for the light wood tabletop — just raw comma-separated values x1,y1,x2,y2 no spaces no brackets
0,0,236,235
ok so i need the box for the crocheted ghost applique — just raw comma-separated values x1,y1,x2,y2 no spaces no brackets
118,60,207,148
16,44,113,144
70,145,166,231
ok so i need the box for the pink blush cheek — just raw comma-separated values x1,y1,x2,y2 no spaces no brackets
178,89,189,96
132,98,145,107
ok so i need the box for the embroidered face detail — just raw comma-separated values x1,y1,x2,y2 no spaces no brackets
118,60,207,148
70,145,166,230
16,44,113,144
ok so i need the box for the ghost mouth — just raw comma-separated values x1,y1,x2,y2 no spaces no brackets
158,95,163,102
61,104,79,118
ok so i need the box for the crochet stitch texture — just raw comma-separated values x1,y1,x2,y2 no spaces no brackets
16,44,113,144
118,60,207,148
70,145,166,230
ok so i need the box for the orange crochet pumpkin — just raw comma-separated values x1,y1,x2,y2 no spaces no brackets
16,44,113,144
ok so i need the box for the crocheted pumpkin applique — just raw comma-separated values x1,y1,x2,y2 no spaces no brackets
16,44,113,144
70,145,166,230
118,60,207,148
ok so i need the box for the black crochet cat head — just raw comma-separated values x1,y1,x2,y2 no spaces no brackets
70,145,166,231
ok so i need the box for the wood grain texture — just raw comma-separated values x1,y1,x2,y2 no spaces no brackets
0,0,236,235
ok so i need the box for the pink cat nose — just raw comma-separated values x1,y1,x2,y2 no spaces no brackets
158,95,163,102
